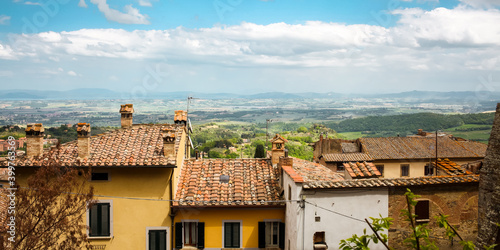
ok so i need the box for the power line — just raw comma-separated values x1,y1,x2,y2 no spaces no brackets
305,200,365,223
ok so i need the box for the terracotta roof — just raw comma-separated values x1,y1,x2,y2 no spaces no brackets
359,137,486,160
271,134,288,143
0,188,7,232
342,142,360,153
321,153,373,162
433,158,472,176
1,124,185,168
343,161,381,179
119,104,134,113
174,158,282,207
174,110,187,122
282,157,344,184
303,175,479,189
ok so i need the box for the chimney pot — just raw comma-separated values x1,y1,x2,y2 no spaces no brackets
25,123,44,158
162,127,176,160
174,110,188,126
120,104,134,128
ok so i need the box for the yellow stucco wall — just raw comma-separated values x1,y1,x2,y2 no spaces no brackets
174,207,285,248
375,160,427,178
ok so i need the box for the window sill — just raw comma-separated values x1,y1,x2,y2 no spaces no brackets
416,219,430,223
88,236,112,240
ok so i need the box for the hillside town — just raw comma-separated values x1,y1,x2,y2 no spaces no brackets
1,103,498,250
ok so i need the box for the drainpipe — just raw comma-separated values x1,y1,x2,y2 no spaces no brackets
169,169,175,250
301,194,306,250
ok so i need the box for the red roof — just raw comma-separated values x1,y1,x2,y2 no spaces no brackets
1,124,185,168
343,161,381,179
433,158,472,176
282,157,344,184
174,158,282,207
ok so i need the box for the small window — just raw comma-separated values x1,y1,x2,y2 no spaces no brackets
91,172,109,181
88,202,111,237
224,222,241,248
288,185,292,201
148,230,167,250
401,164,410,177
337,163,344,172
424,164,434,176
376,165,384,177
258,221,284,249
415,200,430,223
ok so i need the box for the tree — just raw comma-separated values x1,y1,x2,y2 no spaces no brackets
254,144,265,158
7,161,94,249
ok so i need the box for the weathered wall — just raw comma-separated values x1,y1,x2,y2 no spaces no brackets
388,184,479,249
478,103,500,248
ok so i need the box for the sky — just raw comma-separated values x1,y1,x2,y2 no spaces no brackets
0,0,500,96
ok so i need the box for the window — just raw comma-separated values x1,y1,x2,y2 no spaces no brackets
376,165,384,177
223,221,241,248
258,221,285,249
424,164,434,176
401,164,410,177
288,185,291,201
175,222,204,249
88,201,112,237
415,200,430,223
337,163,344,172
148,229,167,250
91,172,109,181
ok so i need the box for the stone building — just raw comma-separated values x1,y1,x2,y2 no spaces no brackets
478,103,500,249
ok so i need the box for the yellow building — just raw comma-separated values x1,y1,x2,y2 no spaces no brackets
173,158,285,249
8,105,191,250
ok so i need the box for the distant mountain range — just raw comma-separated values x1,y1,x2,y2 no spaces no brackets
1,88,499,101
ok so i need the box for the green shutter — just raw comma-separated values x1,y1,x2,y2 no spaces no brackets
258,222,266,248
175,222,183,249
224,223,231,248
197,222,205,249
159,230,166,250
279,222,285,249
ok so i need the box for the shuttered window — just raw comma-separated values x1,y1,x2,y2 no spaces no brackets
415,200,430,222
224,222,240,248
401,164,410,177
148,230,166,250
89,203,110,237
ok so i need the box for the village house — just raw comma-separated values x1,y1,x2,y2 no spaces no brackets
3,105,191,250
313,133,486,178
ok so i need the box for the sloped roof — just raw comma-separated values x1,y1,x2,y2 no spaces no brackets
434,158,472,176
1,124,184,168
270,134,288,143
303,175,479,189
321,153,374,162
174,158,282,207
282,157,344,184
359,137,486,160
343,161,381,179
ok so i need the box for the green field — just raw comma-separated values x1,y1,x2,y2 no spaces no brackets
444,124,491,144
338,132,364,140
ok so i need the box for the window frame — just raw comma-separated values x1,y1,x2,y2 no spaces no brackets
424,164,434,176
87,200,113,239
401,164,410,177
263,219,281,247
222,220,242,248
146,227,169,250
375,164,384,177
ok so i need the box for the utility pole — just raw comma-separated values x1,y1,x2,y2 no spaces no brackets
435,130,438,176
266,119,272,151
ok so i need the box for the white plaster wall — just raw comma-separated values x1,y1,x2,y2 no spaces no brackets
283,172,303,250
302,188,389,250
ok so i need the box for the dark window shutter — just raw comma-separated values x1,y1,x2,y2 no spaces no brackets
101,203,110,236
279,222,285,249
258,222,266,248
415,200,430,220
175,222,183,249
197,222,205,249
159,230,166,250
224,223,231,248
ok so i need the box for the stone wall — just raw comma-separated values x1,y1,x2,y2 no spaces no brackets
388,184,479,249
478,103,500,249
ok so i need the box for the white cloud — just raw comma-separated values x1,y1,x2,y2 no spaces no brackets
67,70,78,76
138,0,152,7
90,0,150,24
109,75,119,81
0,15,11,25
24,1,42,5
459,0,500,8
0,71,13,77
78,0,88,8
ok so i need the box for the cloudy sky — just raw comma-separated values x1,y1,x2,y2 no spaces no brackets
0,0,499,95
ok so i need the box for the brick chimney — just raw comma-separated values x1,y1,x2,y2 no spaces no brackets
270,134,288,165
25,123,44,158
77,123,91,158
174,110,187,126
162,127,176,159
120,104,134,128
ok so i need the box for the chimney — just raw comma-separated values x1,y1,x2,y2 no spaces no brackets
279,155,293,167
77,123,91,158
162,127,176,159
25,123,44,158
418,129,423,136
120,104,134,128
271,134,287,165
174,110,187,126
